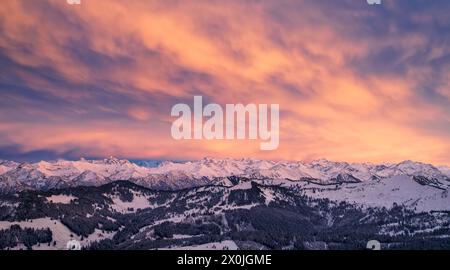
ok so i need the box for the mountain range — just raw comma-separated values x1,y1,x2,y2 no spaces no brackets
1,157,449,191
1,157,450,250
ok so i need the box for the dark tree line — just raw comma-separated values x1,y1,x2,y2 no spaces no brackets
0,225,52,250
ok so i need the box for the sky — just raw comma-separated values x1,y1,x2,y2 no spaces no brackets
0,0,449,164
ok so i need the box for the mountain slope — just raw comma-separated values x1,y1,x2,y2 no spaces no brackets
1,157,450,215
1,180,450,250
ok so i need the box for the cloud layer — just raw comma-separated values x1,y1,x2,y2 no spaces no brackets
0,0,449,164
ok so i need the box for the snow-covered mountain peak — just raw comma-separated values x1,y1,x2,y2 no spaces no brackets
437,166,450,178
100,156,131,165
376,160,448,182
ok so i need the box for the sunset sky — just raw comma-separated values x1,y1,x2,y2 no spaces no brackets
0,0,449,164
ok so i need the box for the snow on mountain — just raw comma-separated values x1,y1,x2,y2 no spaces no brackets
300,175,450,212
0,160,18,175
437,165,450,178
150,157,254,178
0,157,152,190
36,157,149,179
0,157,449,198
148,157,450,186
375,160,449,182
0,165,11,175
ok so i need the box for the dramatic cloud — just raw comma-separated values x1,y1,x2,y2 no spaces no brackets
0,0,449,164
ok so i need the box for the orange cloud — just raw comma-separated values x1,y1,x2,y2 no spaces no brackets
0,0,448,165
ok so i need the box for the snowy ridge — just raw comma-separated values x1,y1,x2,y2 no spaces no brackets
149,157,450,183
0,157,449,192
298,175,450,212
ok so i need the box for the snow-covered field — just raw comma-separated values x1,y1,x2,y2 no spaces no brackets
46,194,77,204
107,191,158,213
301,175,450,212
0,218,115,250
